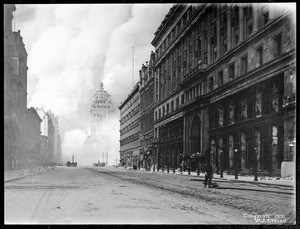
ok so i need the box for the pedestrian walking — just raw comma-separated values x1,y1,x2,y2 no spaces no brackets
204,162,213,188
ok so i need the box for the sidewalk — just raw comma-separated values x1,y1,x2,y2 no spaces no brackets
133,168,295,188
4,166,51,182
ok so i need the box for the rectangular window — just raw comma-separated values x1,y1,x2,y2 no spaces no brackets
228,62,235,81
218,70,224,87
256,45,263,67
208,76,214,91
176,98,179,109
241,55,248,75
263,11,269,26
171,101,174,112
228,102,235,125
181,94,185,105
166,103,169,114
273,34,282,57
12,57,19,75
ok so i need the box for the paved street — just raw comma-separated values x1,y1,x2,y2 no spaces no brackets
5,166,295,225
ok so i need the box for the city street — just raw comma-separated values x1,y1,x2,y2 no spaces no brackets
5,166,295,225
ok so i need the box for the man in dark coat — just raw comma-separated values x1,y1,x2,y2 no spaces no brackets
204,163,213,188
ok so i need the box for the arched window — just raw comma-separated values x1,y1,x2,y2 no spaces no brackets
255,90,262,117
228,135,234,168
240,98,247,121
272,83,279,112
229,102,235,124
219,105,224,127
240,133,246,171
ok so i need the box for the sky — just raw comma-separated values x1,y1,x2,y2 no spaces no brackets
14,4,173,165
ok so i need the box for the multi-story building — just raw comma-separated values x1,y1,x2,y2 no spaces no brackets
47,116,55,163
90,81,113,141
24,108,42,168
139,51,156,170
4,4,30,170
36,108,49,165
151,3,295,177
119,83,140,168
47,111,62,164
36,108,62,165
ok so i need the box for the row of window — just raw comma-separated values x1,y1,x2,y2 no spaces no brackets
155,96,181,121
184,81,205,103
92,105,111,109
210,124,283,172
120,132,140,146
209,80,282,129
157,122,183,142
156,4,272,69
92,114,108,118
120,106,140,125
155,17,279,102
207,32,281,92
120,120,139,136
140,113,153,135
120,94,139,116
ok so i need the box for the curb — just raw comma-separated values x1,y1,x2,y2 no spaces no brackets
132,168,294,188
4,169,49,183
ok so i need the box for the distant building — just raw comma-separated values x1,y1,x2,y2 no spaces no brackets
119,83,140,168
36,108,49,164
24,108,42,168
139,51,156,170
36,108,62,165
47,111,62,164
90,81,113,142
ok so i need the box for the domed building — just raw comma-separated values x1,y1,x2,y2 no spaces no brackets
90,81,113,142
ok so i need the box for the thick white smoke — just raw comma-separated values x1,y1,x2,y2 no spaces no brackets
15,4,173,165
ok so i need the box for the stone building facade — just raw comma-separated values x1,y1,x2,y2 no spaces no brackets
4,4,31,170
151,3,295,177
139,52,156,170
119,83,140,168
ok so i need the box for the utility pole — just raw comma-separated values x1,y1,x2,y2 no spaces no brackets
106,151,108,166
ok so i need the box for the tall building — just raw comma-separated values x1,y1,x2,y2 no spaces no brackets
36,108,49,165
47,111,62,164
139,51,156,170
151,3,295,177
24,108,42,168
4,4,30,170
119,83,140,168
36,108,62,165
90,81,113,141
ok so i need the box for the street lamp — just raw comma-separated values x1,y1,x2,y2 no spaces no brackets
172,154,175,173
197,152,200,176
289,141,294,161
254,147,258,181
167,153,169,173
179,153,183,172
220,149,223,178
188,154,191,175
234,148,238,179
